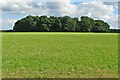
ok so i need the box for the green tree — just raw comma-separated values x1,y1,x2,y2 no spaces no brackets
13,15,37,31
91,20,110,32
13,15,110,32
80,16,95,32
36,16,50,31
49,16,62,31
60,16,77,31
74,17,81,32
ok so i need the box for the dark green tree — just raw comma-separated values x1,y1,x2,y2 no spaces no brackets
91,20,110,32
74,17,81,32
13,15,110,32
80,16,95,32
13,15,37,31
36,16,50,31
48,16,62,31
59,16,77,31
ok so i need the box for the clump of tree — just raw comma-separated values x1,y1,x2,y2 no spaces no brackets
109,29,120,33
13,15,110,32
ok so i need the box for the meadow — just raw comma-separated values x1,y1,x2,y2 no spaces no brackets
2,32,118,78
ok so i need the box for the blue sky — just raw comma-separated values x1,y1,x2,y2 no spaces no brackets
0,0,119,30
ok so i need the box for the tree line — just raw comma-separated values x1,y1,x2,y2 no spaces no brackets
13,15,111,32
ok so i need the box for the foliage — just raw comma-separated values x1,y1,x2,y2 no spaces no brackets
91,20,110,32
109,29,120,33
80,16,95,32
13,15,110,32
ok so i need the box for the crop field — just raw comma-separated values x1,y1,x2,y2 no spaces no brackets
2,32,118,78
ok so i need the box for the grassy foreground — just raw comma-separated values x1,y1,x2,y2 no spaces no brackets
2,32,118,78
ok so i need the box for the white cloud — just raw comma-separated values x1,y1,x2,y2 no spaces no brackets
1,1,48,16
1,0,75,16
46,2,76,16
2,19,17,30
97,0,119,2
1,0,119,2
40,0,70,2
2,2,35,12
0,20,2,30
1,0,32,2
76,1,114,18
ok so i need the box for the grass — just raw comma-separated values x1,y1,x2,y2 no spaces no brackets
2,32,118,78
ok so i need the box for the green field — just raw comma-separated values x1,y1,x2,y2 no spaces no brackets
2,32,118,78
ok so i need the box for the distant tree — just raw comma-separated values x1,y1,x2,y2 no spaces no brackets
59,16,77,31
13,15,111,32
13,15,37,31
68,17,78,31
59,16,69,31
36,16,50,31
80,16,95,32
109,29,120,33
49,16,62,31
33,16,40,31
74,17,81,32
91,20,110,32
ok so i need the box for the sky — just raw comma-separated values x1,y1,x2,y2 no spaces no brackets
0,0,120,30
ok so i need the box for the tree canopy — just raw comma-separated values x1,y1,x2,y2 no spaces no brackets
13,15,110,32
